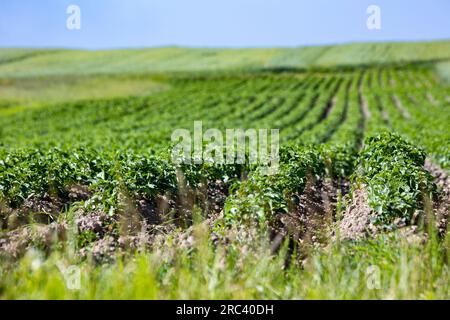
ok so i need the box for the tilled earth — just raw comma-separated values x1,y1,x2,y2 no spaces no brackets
0,162,449,263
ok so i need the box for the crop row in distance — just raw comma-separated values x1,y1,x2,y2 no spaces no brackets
0,65,448,164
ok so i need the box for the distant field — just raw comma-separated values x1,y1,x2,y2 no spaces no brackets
0,75,168,107
1,41,450,78
0,41,449,299
437,60,450,83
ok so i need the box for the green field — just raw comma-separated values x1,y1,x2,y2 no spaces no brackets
0,41,449,299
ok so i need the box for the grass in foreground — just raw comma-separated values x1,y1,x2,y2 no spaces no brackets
0,222,448,300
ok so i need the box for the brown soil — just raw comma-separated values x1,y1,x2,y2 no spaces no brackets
174,179,229,225
79,235,117,263
392,95,411,119
357,75,371,121
76,180,230,263
424,159,450,236
0,222,67,259
271,175,349,251
0,228,30,259
1,184,92,231
68,184,91,202
3,194,63,230
359,94,371,120
75,210,114,236
338,188,378,241
381,110,390,124
137,194,173,225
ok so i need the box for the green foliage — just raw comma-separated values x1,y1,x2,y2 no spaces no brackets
354,132,436,225
0,148,107,207
224,146,324,223
1,41,450,77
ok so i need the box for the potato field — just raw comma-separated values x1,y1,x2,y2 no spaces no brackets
0,42,449,299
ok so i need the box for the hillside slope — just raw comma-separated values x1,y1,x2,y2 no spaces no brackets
0,41,449,77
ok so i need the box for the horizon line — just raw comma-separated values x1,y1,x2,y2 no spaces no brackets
1,38,450,52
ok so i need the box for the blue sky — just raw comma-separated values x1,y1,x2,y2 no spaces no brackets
0,0,449,49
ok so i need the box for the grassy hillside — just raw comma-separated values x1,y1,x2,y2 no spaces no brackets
0,75,168,106
0,41,449,78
